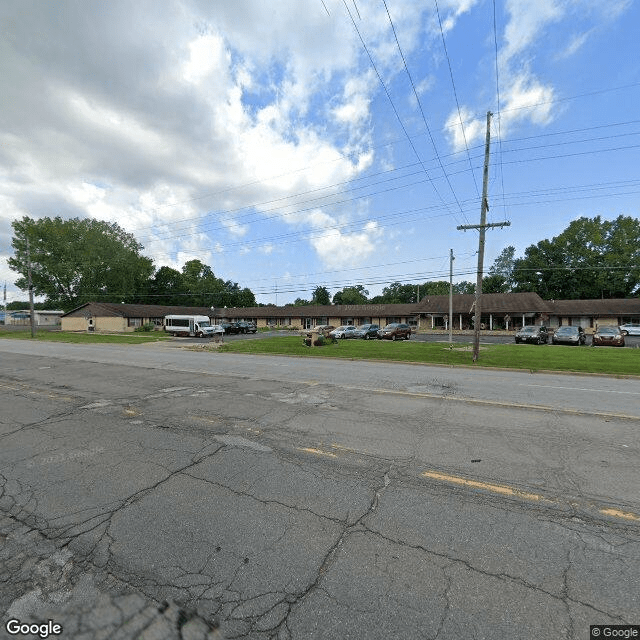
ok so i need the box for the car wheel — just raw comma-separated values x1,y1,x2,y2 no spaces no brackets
364,334,369,340
405,333,410,340
621,330,629,336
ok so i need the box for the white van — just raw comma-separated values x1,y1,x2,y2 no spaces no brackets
164,315,222,338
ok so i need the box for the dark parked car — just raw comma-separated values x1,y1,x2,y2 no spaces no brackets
592,326,625,347
551,326,586,345
221,322,241,334
352,323,380,339
236,321,257,334
378,323,411,340
514,325,548,344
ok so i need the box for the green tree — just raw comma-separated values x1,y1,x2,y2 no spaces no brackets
482,274,508,294
147,266,186,305
453,281,475,294
8,216,154,311
488,246,516,291
379,282,420,303
512,216,640,299
332,285,369,305
311,286,331,305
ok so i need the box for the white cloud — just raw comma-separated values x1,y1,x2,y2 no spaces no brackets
310,221,382,268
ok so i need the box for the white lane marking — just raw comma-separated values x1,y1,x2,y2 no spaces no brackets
521,383,640,395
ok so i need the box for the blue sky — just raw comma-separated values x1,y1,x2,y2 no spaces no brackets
1,0,639,305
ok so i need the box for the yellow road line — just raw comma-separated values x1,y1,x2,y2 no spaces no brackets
298,447,337,458
421,470,549,503
599,507,640,521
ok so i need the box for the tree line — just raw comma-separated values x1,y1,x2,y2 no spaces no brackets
8,214,639,312
8,217,256,311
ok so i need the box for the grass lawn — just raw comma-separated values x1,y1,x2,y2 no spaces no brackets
218,336,640,376
0,330,172,344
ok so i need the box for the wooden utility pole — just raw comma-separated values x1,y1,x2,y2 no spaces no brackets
457,111,510,362
448,249,454,343
26,238,36,338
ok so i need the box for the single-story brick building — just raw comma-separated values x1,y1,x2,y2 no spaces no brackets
60,295,640,333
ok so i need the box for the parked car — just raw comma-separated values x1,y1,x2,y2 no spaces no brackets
330,325,358,339
309,325,334,337
619,323,640,336
592,326,625,347
514,325,548,344
551,326,586,345
221,322,241,334
352,324,380,339
236,321,257,333
378,323,412,340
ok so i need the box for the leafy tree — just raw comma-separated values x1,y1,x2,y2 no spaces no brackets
421,281,450,296
146,266,186,305
512,215,640,299
311,286,331,305
488,246,516,290
379,282,420,303
8,216,154,311
290,298,311,306
481,274,508,294
333,285,369,305
453,281,475,294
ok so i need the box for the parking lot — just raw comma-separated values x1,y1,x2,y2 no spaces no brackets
178,329,640,348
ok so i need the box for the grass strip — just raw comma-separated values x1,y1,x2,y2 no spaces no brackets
218,336,640,376
0,330,172,344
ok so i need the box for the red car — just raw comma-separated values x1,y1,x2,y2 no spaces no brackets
592,326,625,347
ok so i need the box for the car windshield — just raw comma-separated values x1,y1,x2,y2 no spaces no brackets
555,327,576,335
199,321,211,327
521,326,537,333
384,324,398,329
598,327,617,334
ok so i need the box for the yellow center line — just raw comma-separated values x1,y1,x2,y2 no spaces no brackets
298,447,337,458
599,508,640,521
421,470,549,502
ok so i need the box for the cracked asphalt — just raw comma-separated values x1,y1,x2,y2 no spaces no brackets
0,339,639,639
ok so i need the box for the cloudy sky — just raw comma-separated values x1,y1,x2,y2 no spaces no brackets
1,0,639,305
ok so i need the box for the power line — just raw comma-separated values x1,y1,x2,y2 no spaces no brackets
434,0,481,199
341,0,461,224
382,0,469,223
491,0,507,224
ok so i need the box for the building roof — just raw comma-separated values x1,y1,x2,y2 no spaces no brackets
213,303,420,319
62,302,214,318
547,298,640,316
415,292,552,314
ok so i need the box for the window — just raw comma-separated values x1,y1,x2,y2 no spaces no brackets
149,318,163,326
128,318,142,327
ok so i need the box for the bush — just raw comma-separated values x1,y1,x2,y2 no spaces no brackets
134,323,155,332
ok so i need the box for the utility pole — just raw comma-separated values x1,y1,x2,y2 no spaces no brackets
457,111,510,362
26,238,36,338
449,249,454,343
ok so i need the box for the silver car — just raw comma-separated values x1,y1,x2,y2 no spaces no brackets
619,323,640,336
329,325,358,339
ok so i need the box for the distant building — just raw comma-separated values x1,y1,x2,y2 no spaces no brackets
4,310,64,326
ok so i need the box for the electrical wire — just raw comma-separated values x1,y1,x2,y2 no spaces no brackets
434,0,481,198
382,0,469,223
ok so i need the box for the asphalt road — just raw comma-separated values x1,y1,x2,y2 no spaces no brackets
1,339,639,640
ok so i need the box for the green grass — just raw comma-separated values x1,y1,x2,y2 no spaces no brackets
0,330,172,344
218,336,640,376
